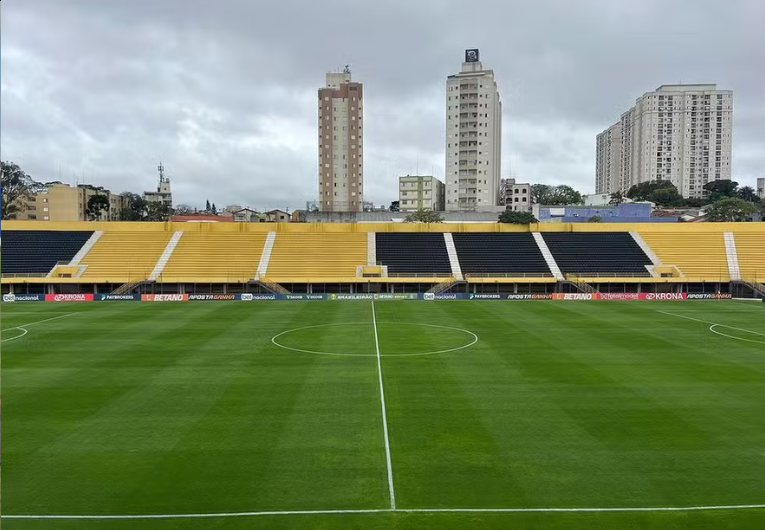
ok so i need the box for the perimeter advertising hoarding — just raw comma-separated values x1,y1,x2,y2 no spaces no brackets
2,294,45,302
44,294,94,302
141,294,189,302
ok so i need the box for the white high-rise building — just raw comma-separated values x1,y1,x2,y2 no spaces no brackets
445,49,502,211
596,84,733,199
318,68,363,212
757,178,765,200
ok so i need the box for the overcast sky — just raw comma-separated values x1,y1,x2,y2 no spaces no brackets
2,0,764,211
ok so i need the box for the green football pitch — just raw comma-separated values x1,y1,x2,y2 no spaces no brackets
2,300,764,530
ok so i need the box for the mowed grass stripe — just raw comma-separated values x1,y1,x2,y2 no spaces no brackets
2,300,764,530
3,302,390,515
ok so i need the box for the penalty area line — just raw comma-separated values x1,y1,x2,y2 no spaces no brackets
1,313,78,343
5,504,765,519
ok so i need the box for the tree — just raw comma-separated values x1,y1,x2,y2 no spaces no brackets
174,204,195,215
403,208,444,223
530,184,553,204
86,194,110,221
1,161,44,220
498,210,538,224
704,197,757,222
211,203,218,215
119,192,147,221
649,187,684,207
146,202,174,222
737,186,760,203
703,180,739,202
609,191,624,206
626,180,672,202
588,215,602,223
205,199,212,212
549,185,584,206
389,201,400,212
530,184,584,205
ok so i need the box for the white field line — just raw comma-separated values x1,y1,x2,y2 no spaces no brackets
657,310,765,337
372,301,396,510
1,313,77,343
709,325,765,345
5,504,765,520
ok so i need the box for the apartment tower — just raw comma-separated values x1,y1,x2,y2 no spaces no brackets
596,84,733,199
445,49,502,211
318,68,363,212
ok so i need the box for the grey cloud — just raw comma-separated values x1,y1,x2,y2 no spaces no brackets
2,0,764,210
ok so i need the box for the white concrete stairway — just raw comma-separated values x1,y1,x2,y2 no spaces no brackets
443,233,464,281
531,232,564,280
630,231,662,277
149,231,183,281
255,232,277,279
69,230,102,266
724,232,741,281
367,232,377,266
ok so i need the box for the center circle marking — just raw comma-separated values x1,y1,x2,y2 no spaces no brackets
271,322,478,357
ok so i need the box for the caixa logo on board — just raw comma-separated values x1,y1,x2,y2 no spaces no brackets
45,294,94,302
643,293,687,301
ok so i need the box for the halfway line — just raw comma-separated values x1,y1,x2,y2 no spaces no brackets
372,301,396,509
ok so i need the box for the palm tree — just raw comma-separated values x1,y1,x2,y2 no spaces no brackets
609,191,624,205
738,186,759,203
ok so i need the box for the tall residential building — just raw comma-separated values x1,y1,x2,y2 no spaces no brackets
398,175,445,212
596,84,733,199
445,49,502,211
757,178,765,200
318,68,363,212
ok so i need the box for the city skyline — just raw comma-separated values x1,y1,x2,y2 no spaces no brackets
3,0,764,210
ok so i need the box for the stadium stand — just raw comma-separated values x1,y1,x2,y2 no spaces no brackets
541,232,652,277
376,233,452,276
80,231,172,282
266,233,367,281
734,233,765,282
639,231,729,281
452,233,551,276
160,232,268,283
0,230,93,275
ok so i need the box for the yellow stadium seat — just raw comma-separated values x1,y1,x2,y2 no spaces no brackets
80,232,172,283
159,232,268,283
640,232,729,282
266,233,367,282
735,233,765,283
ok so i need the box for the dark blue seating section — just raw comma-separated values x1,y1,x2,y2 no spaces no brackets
376,233,452,275
541,232,652,276
452,233,551,275
1,230,93,274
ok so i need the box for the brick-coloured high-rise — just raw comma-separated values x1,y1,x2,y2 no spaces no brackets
318,70,363,212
